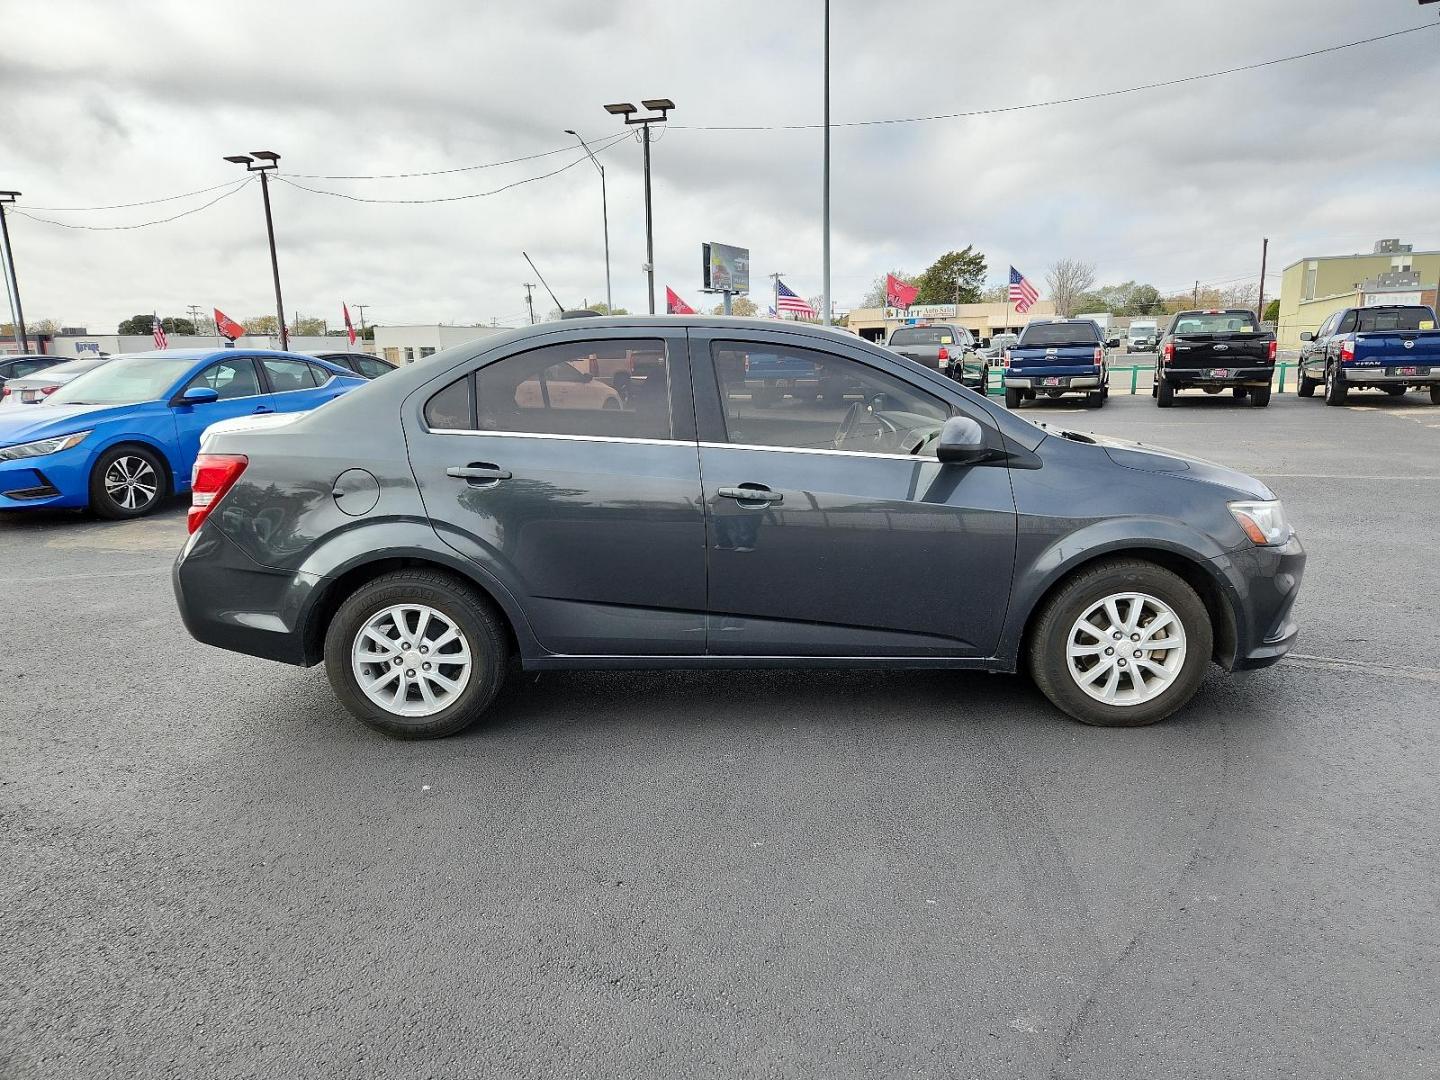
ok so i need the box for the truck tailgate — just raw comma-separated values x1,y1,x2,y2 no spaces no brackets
1351,329,1440,368
1168,332,1270,370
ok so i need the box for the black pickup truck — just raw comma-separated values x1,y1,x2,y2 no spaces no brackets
1154,309,1277,408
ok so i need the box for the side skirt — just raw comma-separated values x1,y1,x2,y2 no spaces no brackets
520,654,1015,673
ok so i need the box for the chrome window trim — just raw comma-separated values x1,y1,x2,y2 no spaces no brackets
699,440,933,462
424,428,683,448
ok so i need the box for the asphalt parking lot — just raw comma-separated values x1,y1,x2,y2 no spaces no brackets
3,392,1437,1079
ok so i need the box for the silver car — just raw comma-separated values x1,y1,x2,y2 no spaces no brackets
0,355,113,406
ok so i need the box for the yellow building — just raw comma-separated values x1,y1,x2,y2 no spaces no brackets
1276,239,1440,352
847,300,1058,345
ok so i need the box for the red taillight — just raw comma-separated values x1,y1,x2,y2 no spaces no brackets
1162,342,1175,364
40,385,60,396
1339,340,1355,362
1093,346,1104,364
936,346,950,361
188,453,248,534
0,387,8,399
1267,340,1277,363
1002,349,1012,368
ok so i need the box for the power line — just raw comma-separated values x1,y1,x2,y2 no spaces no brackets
286,140,603,180
17,179,254,212
8,178,254,231
674,24,1438,131
274,134,628,205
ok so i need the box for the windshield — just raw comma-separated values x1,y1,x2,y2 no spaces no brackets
1172,312,1259,335
890,327,959,346
1128,327,1155,338
1018,322,1101,347
1355,307,1434,332
46,356,188,406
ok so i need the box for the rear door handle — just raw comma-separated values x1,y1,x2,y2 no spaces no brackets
254,406,274,414
447,464,512,483
718,485,782,504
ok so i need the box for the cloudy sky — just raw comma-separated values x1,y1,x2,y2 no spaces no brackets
4,0,1439,332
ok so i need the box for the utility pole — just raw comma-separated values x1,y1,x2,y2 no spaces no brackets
1194,280,1200,307
604,98,674,315
352,303,369,343
821,0,831,326
0,191,30,352
223,152,288,349
1257,237,1269,320
185,304,204,336
768,271,787,320
523,284,537,325
565,130,612,313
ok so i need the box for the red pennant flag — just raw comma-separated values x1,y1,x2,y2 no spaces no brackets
213,308,246,340
665,286,696,315
343,302,356,345
886,274,919,309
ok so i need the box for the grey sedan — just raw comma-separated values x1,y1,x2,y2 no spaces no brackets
175,317,1305,738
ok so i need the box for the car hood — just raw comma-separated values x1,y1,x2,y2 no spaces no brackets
1054,429,1274,499
0,401,162,446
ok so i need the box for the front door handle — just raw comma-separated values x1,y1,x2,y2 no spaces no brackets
447,464,512,483
254,405,274,414
718,484,782,505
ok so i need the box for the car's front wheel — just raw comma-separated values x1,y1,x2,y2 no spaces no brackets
324,570,508,739
1028,559,1213,727
1297,370,1318,397
89,444,166,519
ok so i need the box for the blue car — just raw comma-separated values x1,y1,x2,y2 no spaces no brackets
0,349,365,518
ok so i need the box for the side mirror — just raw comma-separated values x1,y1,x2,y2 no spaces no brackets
1299,332,1314,342
181,386,220,404
936,415,990,464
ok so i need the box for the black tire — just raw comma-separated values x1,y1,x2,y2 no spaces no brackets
1231,386,1248,400
980,366,991,395
1087,389,1105,407
1431,385,1440,405
1248,385,1272,408
1028,558,1214,728
1156,378,1175,408
1323,362,1348,406
324,570,509,739
1297,372,1318,398
1004,387,1023,410
1382,385,1406,397
88,444,167,520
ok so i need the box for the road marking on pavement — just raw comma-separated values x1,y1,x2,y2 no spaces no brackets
1284,653,1440,684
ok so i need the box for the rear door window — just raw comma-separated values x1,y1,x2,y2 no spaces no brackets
261,357,321,392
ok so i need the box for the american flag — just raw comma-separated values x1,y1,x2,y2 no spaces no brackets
152,316,168,349
776,280,817,319
1009,266,1039,314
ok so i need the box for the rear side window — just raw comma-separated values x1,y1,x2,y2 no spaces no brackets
261,357,320,391
890,327,956,346
1354,307,1434,332
424,338,673,440
355,357,391,378
1018,322,1102,346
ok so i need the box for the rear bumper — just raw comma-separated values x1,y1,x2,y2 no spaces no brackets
1214,533,1306,671
173,523,318,665
1005,369,1102,389
1340,365,1440,384
1161,366,1274,387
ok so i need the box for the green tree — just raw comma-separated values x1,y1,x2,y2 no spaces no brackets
913,247,987,305
117,315,152,334
1263,299,1280,322
586,303,631,315
117,314,193,335
245,315,279,334
294,316,327,335
710,296,759,317
860,269,917,309
979,283,1009,304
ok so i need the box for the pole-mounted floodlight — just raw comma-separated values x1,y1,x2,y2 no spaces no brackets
225,150,288,348
605,96,674,314
565,129,612,313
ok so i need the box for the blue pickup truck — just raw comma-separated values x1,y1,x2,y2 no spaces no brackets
1002,319,1114,409
1298,304,1440,406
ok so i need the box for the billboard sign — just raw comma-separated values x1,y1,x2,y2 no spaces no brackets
702,242,750,295
885,304,956,320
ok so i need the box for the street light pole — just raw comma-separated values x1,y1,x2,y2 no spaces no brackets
605,99,674,316
565,130,612,314
0,192,30,352
822,0,832,326
224,151,288,350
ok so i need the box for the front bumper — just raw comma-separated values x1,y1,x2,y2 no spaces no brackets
1213,532,1306,670
0,443,95,509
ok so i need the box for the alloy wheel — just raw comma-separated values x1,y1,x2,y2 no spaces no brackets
103,455,159,511
351,604,474,717
1065,592,1187,706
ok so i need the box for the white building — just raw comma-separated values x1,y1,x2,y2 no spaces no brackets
373,324,513,366
45,333,378,359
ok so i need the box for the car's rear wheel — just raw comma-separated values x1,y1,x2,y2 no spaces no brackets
1323,362,1348,406
1028,559,1213,728
324,570,508,739
1431,385,1440,405
1156,378,1175,408
1086,389,1105,407
1248,385,1272,407
1231,386,1248,400
1297,371,1318,397
89,445,166,520
1004,388,1023,409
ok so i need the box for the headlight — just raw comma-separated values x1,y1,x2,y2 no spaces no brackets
0,430,91,462
1228,499,1292,546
